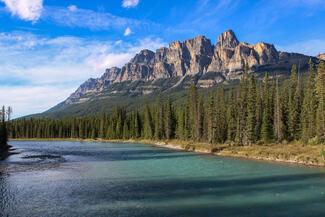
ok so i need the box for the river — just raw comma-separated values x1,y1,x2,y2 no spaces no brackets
1,141,325,217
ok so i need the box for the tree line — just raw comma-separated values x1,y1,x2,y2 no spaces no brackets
0,106,12,151
10,61,325,145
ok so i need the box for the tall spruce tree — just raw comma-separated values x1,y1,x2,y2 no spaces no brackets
288,64,301,140
207,94,215,143
215,87,227,143
274,76,285,142
154,98,164,140
261,73,273,143
143,105,154,139
188,84,199,141
301,60,317,142
0,106,10,151
316,61,325,141
245,75,257,144
164,99,174,140
226,92,237,142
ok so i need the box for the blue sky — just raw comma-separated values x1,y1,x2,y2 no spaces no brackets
0,0,325,117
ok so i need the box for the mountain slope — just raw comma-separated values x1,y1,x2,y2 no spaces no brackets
41,30,320,118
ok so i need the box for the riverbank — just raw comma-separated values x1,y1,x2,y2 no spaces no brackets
10,138,325,167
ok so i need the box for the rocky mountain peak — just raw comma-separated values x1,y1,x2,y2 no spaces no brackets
63,29,315,105
318,53,325,60
217,29,239,48
130,49,155,64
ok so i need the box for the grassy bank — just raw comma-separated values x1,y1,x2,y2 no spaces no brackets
10,138,325,167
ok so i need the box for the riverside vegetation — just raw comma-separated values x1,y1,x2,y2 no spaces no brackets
0,106,12,159
10,61,325,165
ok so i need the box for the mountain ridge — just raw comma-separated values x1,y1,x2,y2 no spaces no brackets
42,29,322,117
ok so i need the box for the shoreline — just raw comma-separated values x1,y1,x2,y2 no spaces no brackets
10,138,325,167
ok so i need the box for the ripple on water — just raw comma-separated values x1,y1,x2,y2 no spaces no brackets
1,140,325,217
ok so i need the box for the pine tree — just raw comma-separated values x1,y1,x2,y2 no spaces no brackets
0,106,9,150
215,87,227,143
123,120,130,139
188,83,199,141
316,61,325,141
197,96,204,141
226,92,236,142
207,94,215,143
288,64,300,141
164,99,174,140
143,105,154,139
99,116,105,139
245,75,257,144
261,73,273,143
235,73,249,145
274,76,285,142
301,60,317,142
154,98,164,140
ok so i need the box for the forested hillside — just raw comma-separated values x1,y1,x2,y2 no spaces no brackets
11,61,325,145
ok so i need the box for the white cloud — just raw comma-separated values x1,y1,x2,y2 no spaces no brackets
41,6,153,31
67,5,77,12
124,27,132,36
0,86,75,118
1,0,43,22
277,39,325,56
0,32,165,117
122,0,139,8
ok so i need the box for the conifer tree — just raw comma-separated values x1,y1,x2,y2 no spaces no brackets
235,72,249,145
143,105,154,139
288,64,300,140
99,116,105,139
164,99,174,140
245,75,257,144
261,73,273,143
154,98,164,140
0,106,10,150
316,61,325,141
188,83,199,141
301,60,317,142
175,106,186,140
274,76,284,142
215,87,227,143
226,92,236,142
207,94,215,143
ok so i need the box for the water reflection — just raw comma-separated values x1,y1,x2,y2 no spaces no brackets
0,168,16,217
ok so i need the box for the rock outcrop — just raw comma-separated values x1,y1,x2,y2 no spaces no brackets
318,53,325,60
64,29,315,105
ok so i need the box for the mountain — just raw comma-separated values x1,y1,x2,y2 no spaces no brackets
41,30,320,118
318,53,325,60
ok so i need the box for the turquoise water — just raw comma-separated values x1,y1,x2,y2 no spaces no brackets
1,141,325,217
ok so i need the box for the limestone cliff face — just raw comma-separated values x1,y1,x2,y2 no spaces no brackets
318,53,325,60
65,29,316,104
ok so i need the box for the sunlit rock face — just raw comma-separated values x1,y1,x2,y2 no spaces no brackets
318,53,325,61
64,30,315,105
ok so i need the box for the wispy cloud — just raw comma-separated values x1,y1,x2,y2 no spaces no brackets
0,32,165,117
124,27,132,36
0,0,43,22
0,85,75,118
122,0,139,8
67,5,77,12
40,6,157,32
